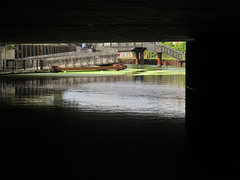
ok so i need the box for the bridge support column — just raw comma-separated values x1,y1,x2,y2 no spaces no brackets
157,52,163,67
132,48,146,65
186,36,238,178
140,51,144,65
135,51,139,65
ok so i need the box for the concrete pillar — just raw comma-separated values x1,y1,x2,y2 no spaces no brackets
157,52,162,67
186,36,238,178
132,48,146,65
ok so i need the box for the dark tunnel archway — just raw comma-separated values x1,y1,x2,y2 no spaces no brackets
0,1,239,179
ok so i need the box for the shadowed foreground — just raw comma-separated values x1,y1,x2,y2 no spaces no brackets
1,106,186,179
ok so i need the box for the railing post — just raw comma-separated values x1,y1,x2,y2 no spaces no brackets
23,60,26,70
16,45,19,59
36,59,38,71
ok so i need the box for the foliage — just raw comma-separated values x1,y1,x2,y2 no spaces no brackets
160,42,186,53
7,45,16,50
146,42,186,59
131,51,136,57
123,42,186,60
7,44,21,53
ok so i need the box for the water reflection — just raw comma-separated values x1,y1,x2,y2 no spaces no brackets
0,71,185,117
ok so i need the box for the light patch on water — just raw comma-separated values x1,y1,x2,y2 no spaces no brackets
63,81,185,118
0,66,185,118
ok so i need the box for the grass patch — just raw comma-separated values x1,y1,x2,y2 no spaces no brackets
1,66,185,77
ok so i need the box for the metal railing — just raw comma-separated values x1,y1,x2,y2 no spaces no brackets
13,48,117,61
1,47,118,71
154,43,185,61
97,42,185,60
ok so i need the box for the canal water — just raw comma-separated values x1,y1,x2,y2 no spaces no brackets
0,66,185,117
0,66,186,179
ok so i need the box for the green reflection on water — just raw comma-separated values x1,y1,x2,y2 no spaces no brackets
0,65,185,109
7,65,185,77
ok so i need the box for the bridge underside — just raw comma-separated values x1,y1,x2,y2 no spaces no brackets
1,0,240,43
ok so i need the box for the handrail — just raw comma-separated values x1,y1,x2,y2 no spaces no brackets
14,48,118,61
153,43,185,60
96,42,185,60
